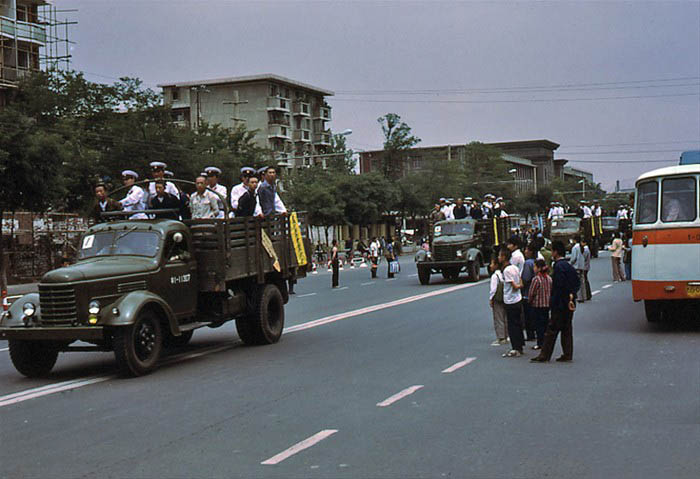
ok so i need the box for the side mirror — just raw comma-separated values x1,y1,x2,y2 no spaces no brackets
173,232,184,243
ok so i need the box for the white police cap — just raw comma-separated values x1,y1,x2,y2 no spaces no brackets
205,166,222,175
121,170,138,179
149,161,167,169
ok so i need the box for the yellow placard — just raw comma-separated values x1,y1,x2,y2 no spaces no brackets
260,229,281,272
289,212,308,266
493,217,499,245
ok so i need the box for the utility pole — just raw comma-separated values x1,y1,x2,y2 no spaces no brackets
191,85,209,130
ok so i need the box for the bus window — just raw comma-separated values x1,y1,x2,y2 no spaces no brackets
661,177,697,223
636,180,658,224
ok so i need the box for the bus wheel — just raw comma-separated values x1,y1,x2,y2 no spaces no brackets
644,300,664,323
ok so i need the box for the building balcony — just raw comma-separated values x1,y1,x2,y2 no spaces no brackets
313,106,331,121
293,101,311,116
268,115,291,126
0,16,46,45
293,129,312,142
267,96,290,112
268,125,291,140
313,131,331,146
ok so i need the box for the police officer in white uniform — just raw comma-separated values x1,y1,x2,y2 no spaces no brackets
204,166,227,218
230,167,256,217
147,161,179,200
119,170,148,219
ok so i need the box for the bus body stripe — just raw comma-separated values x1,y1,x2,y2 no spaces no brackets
632,280,700,301
633,228,700,245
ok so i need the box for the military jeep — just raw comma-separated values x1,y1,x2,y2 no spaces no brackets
415,217,508,285
0,181,311,377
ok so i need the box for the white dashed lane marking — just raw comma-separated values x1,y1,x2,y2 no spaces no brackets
441,357,476,373
377,385,424,407
261,429,339,465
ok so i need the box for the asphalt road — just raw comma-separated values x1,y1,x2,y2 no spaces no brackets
1,253,698,479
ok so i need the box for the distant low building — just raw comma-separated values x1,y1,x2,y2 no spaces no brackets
358,139,572,193
158,74,334,168
562,165,594,184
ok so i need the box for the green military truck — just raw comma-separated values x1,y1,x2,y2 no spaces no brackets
0,185,311,377
548,215,601,257
415,217,510,285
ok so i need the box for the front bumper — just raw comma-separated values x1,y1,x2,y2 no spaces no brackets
416,261,468,270
0,326,104,341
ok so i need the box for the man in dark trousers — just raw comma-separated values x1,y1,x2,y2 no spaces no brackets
531,240,580,363
149,180,181,219
90,183,122,223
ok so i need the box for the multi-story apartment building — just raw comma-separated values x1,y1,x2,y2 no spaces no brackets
0,0,46,106
158,74,334,168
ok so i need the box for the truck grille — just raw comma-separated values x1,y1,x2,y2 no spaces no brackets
434,245,460,262
39,284,77,324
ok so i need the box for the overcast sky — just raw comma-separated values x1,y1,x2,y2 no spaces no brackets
51,0,700,191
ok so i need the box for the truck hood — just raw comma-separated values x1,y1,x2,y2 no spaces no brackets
433,234,474,245
42,257,157,283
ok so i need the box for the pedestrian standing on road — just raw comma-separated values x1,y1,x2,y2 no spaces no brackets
499,247,525,358
527,259,552,350
623,232,633,281
507,236,525,274
386,237,397,278
521,244,537,341
531,241,580,363
488,257,508,346
331,239,339,288
569,236,587,303
369,237,380,279
608,233,625,282
581,238,592,301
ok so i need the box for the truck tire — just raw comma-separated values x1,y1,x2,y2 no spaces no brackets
164,330,194,349
644,300,664,323
8,340,59,378
113,309,163,376
418,265,431,285
467,261,480,282
237,284,285,345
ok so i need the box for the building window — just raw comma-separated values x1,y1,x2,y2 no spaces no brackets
269,84,278,97
172,89,179,101
16,5,28,22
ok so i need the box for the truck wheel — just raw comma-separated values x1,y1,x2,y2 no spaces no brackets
164,330,193,349
8,340,59,378
113,310,163,376
418,266,431,285
237,284,285,345
467,261,480,282
644,300,664,323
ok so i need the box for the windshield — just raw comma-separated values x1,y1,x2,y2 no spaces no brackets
551,218,580,232
435,222,474,237
602,217,618,228
661,177,696,223
636,180,658,224
78,231,161,259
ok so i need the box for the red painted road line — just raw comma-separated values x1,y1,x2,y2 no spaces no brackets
441,357,476,373
261,429,338,465
376,385,424,407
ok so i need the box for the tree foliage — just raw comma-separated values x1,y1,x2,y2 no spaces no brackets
377,113,420,178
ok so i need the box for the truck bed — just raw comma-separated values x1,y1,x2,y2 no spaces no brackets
184,213,311,291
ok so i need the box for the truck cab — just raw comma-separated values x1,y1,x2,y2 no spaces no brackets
415,218,503,285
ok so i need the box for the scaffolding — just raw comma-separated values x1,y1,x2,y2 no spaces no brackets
0,1,75,97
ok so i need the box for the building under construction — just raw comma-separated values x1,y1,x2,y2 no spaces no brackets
0,0,74,106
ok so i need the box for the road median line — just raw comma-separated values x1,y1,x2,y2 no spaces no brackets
261,429,338,465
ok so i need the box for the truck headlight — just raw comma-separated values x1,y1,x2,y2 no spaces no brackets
456,250,463,257
88,301,100,315
426,251,432,258
23,302,36,317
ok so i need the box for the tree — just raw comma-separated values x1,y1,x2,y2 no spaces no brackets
377,113,420,178
462,142,514,201
338,173,398,227
326,133,356,173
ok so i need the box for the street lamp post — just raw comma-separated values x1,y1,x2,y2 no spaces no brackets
579,179,586,199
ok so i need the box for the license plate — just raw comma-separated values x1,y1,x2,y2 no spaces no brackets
686,284,700,298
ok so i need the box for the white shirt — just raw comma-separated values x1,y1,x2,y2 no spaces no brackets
120,185,147,219
489,270,504,301
582,206,592,218
617,209,628,220
502,264,522,305
190,190,220,219
593,206,602,217
274,192,287,214
499,210,508,218
209,183,227,218
370,241,380,257
556,206,565,217
440,204,454,220
510,248,525,274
